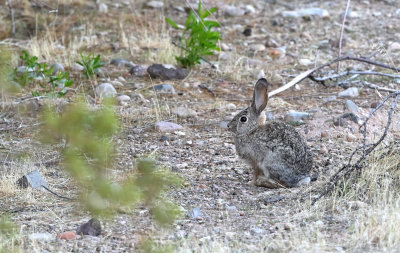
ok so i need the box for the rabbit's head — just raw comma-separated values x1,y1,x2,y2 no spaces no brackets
228,78,269,136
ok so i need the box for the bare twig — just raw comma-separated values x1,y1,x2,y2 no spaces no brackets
199,84,216,97
6,0,15,38
269,55,400,97
311,70,400,82
312,91,400,204
41,185,74,200
337,0,351,72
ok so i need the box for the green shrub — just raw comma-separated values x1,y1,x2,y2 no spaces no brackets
41,99,182,223
166,2,221,67
76,53,104,78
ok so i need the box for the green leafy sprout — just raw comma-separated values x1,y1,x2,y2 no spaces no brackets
13,50,73,97
76,53,104,78
166,2,221,68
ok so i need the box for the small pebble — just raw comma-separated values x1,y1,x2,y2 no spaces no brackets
346,133,357,142
58,231,76,240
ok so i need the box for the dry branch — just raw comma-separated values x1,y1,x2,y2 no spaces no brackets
337,0,351,72
269,55,400,97
312,91,400,205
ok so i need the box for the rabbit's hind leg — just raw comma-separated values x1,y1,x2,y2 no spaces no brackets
247,162,262,186
255,175,285,188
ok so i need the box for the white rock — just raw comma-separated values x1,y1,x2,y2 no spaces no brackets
225,103,236,110
116,95,130,105
155,121,183,132
347,10,361,19
282,8,329,18
98,3,108,13
146,1,164,8
299,58,313,66
389,42,400,52
245,5,256,14
29,233,53,241
221,43,230,51
338,87,359,97
95,83,117,98
224,5,245,17
249,44,266,51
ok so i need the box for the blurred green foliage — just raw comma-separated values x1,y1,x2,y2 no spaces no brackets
41,99,182,224
0,46,20,95
0,215,18,253
166,2,220,67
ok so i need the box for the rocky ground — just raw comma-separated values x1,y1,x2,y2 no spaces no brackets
1,0,400,252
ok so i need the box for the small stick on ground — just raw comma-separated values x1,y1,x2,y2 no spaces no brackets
337,0,351,72
6,0,15,38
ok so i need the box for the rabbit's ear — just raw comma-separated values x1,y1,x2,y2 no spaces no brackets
251,78,269,114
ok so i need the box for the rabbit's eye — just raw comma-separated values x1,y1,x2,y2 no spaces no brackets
240,116,248,123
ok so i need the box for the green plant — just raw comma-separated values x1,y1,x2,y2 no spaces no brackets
41,99,182,223
76,53,104,78
166,2,221,67
0,215,18,253
0,46,19,95
13,50,73,97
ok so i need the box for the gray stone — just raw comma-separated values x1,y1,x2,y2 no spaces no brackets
130,65,148,77
249,44,266,51
147,64,189,80
188,207,203,220
338,87,359,97
172,106,197,118
224,5,245,17
29,233,53,241
76,218,102,236
110,58,133,67
284,111,311,122
52,63,65,74
17,170,47,190
155,121,183,132
152,84,175,94
226,205,237,211
264,195,284,204
72,63,84,71
282,8,329,18
146,1,164,8
345,100,359,113
95,83,117,98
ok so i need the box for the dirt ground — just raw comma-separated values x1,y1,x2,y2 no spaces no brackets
1,0,400,252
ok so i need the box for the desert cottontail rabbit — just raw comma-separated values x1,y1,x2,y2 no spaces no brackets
227,78,313,188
